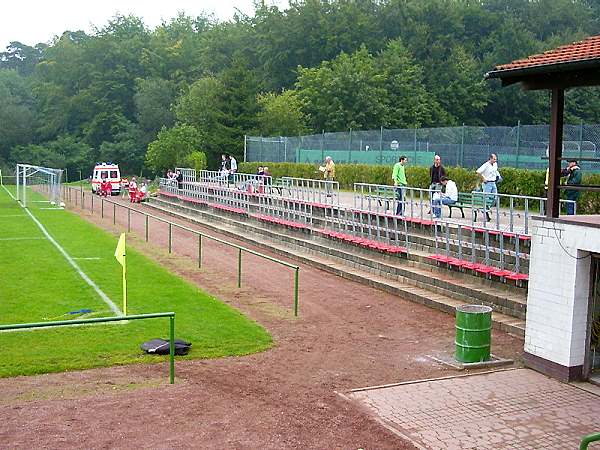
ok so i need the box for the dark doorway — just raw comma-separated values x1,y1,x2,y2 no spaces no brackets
587,256,600,384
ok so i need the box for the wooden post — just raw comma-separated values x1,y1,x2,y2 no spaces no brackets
547,88,564,218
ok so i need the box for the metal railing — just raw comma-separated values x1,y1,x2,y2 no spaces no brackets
580,432,600,450
175,167,197,183
0,312,177,384
278,176,339,205
62,185,301,316
353,182,576,234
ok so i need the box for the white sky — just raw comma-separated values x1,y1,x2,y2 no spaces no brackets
1,0,287,50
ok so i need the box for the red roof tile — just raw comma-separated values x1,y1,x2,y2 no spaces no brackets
493,35,600,72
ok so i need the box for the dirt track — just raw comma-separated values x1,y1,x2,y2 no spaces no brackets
0,194,524,449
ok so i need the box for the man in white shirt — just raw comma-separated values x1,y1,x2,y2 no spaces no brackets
432,176,458,218
476,153,500,197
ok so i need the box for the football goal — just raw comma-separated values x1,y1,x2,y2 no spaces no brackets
15,164,64,208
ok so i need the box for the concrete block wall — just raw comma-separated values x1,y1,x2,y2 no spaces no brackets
526,218,597,376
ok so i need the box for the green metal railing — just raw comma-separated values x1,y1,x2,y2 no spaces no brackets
0,312,177,384
580,432,600,450
63,186,301,316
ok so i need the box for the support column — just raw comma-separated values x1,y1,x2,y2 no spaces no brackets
547,87,564,218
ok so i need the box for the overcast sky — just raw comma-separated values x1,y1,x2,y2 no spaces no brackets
1,0,287,50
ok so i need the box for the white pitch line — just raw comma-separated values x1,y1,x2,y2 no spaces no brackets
2,185,16,200
19,201,122,317
0,237,46,241
39,207,65,210
0,214,27,218
72,257,102,260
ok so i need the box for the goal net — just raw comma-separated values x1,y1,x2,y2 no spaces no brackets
16,164,64,208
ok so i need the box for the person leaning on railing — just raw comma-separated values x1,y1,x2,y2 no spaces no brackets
561,159,582,215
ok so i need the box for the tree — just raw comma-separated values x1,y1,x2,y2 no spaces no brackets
377,38,451,128
257,90,309,136
99,120,146,175
134,77,176,142
0,69,36,162
296,46,388,131
145,124,203,173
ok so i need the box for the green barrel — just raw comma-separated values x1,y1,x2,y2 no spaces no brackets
455,305,492,363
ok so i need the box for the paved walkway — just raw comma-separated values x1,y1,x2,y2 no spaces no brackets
349,368,600,449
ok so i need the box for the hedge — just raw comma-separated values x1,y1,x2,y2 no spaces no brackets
240,162,600,214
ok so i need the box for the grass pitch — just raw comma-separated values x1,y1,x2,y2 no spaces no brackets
0,186,272,377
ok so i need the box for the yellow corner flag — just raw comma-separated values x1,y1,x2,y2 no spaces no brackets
114,233,127,315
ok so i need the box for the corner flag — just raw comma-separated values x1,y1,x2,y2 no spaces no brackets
114,233,127,315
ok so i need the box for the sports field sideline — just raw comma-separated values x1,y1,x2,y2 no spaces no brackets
0,185,271,377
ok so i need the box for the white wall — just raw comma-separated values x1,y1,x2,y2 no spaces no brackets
526,219,597,368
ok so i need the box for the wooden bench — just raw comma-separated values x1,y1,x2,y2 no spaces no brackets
448,192,496,220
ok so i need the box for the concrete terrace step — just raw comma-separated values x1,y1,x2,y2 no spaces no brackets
150,197,527,307
145,198,526,335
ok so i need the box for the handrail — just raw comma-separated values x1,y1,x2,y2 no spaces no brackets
0,312,177,384
580,432,600,450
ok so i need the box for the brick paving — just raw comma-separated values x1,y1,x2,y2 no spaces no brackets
349,368,600,449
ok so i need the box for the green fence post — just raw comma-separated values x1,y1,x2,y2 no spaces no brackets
294,267,299,317
413,127,418,163
113,203,116,225
379,126,384,164
349,128,353,162
515,120,521,168
238,248,242,288
91,194,94,214
145,215,149,242
168,223,172,253
127,208,131,232
321,130,325,161
579,120,584,161
461,124,465,167
198,234,202,268
169,315,175,384
101,198,104,218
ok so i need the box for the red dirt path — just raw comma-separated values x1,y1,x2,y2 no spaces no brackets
0,194,524,449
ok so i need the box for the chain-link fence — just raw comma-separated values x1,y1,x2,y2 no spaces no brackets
246,123,600,171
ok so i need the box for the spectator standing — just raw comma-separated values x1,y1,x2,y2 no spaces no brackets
429,154,446,193
392,156,408,216
431,176,458,218
561,159,582,215
476,153,500,199
323,156,335,197
428,154,446,214
226,154,237,184
176,170,183,190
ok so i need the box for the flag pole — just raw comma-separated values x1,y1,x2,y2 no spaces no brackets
123,248,127,316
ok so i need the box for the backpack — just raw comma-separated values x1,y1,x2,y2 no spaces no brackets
140,338,192,356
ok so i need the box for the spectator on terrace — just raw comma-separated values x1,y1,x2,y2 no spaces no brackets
392,155,408,216
321,156,335,197
176,170,183,190
561,159,582,215
431,176,458,219
476,153,501,200
256,166,265,177
429,154,446,193
263,166,272,184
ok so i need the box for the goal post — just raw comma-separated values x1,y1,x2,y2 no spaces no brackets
15,164,64,208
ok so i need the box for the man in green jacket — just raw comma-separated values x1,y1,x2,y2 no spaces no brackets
392,156,408,216
561,159,582,215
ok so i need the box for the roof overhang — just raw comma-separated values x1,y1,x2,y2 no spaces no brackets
485,58,600,90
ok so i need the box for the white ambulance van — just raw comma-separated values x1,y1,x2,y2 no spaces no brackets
91,163,121,195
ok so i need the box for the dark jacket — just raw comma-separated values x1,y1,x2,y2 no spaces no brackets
562,166,582,201
429,164,446,184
